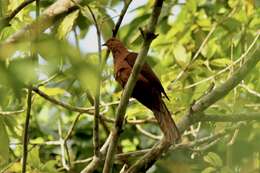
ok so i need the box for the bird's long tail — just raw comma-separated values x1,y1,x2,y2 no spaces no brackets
152,100,180,142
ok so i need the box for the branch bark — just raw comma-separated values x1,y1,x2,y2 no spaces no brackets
0,0,81,58
22,87,33,173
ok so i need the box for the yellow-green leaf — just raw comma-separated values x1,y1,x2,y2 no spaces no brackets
57,10,79,39
0,118,9,164
39,86,66,96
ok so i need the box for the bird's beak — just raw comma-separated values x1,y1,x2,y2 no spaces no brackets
102,43,107,46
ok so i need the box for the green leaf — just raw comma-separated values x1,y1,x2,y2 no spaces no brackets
186,0,197,13
173,44,190,68
41,160,59,173
27,146,42,169
38,86,66,96
202,167,217,173
203,152,223,168
8,58,37,85
98,10,115,40
210,58,232,67
220,167,233,173
0,117,9,165
121,139,138,152
57,10,79,39
222,18,241,32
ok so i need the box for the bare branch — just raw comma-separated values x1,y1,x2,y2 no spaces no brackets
240,84,260,98
85,3,102,157
22,87,33,173
112,0,133,37
32,87,93,114
0,110,24,116
136,124,162,140
171,22,217,86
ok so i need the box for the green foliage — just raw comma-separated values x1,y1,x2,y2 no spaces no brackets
57,10,80,39
0,118,9,165
0,0,259,172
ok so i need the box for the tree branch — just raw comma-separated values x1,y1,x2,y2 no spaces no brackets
103,1,164,172
0,0,36,30
84,3,102,157
0,0,81,57
32,86,93,114
0,110,24,116
21,87,33,173
178,32,259,132
197,112,260,122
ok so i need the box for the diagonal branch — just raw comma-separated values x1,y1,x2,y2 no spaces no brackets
103,1,164,173
0,0,81,58
178,34,259,132
0,0,36,30
32,86,93,114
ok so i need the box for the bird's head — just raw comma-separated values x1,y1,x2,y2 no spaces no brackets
102,38,126,52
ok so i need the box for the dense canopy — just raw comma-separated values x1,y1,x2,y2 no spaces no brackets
0,0,259,173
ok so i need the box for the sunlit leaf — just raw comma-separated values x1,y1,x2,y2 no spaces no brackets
173,44,190,68
27,146,42,169
210,58,232,67
39,86,66,96
57,10,80,39
204,152,223,168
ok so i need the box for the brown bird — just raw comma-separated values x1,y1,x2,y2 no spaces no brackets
103,38,180,142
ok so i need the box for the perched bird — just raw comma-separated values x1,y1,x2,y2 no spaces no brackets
103,37,180,142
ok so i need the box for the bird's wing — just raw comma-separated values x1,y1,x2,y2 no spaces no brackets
124,52,170,100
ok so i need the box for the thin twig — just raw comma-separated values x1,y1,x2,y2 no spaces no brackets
171,7,238,87
21,87,33,173
32,86,93,114
240,84,260,98
64,113,82,141
86,4,102,157
0,109,24,116
171,23,217,85
58,118,70,170
136,125,162,140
